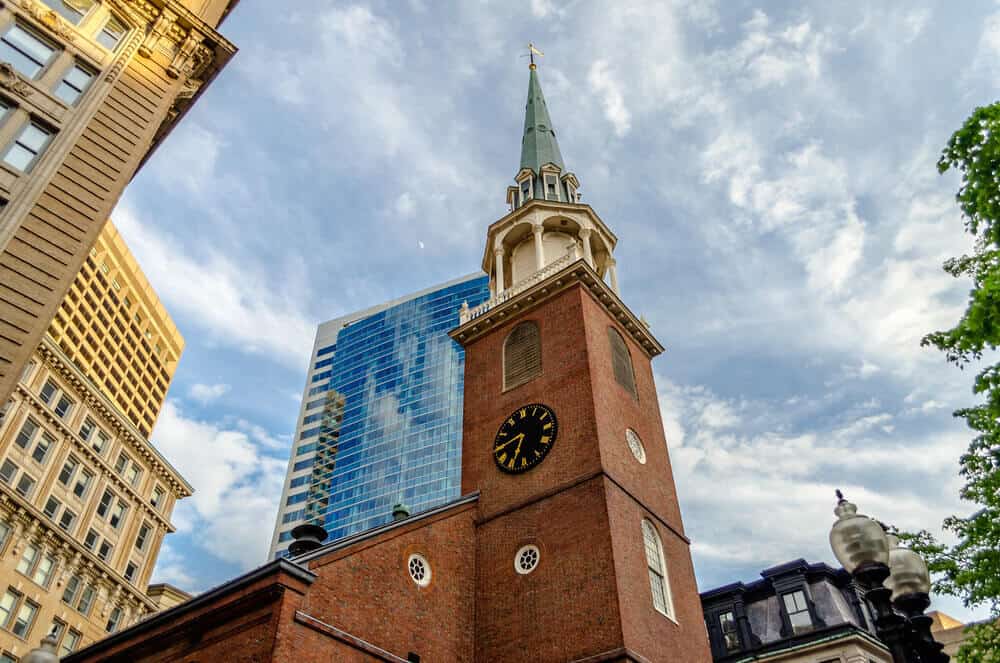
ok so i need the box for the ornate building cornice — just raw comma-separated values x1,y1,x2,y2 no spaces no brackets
36,337,193,500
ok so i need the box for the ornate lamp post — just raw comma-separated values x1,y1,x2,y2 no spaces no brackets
829,491,949,663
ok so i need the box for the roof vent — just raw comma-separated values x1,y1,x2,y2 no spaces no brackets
392,502,410,521
288,523,328,556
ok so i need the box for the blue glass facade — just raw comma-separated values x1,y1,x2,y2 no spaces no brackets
270,274,490,557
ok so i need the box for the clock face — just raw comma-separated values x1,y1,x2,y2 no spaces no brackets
493,403,558,474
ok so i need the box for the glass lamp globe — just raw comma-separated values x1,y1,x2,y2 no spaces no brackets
829,492,889,573
885,533,932,601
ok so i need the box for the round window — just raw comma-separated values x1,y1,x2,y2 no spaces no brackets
515,544,540,575
407,553,431,587
626,428,646,464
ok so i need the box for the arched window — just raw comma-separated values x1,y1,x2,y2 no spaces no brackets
504,321,541,390
641,519,675,620
608,327,637,397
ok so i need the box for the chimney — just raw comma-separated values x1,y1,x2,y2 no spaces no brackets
288,523,328,556
392,502,410,521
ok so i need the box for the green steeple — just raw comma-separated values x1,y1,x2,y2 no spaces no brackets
519,67,565,173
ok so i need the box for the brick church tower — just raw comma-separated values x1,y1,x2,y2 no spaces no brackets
450,61,713,662
61,59,714,663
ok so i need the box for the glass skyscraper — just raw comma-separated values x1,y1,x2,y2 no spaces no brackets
268,273,491,558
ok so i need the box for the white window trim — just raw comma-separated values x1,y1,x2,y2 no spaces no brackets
543,173,560,201
407,552,431,587
514,544,540,575
642,519,677,622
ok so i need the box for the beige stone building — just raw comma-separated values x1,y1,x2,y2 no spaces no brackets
47,219,183,437
0,330,190,659
0,0,238,413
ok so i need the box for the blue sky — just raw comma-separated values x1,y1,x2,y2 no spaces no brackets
112,1,1000,621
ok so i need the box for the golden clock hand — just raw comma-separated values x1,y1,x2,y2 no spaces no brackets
495,432,525,452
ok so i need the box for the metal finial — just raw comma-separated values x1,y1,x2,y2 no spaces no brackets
835,489,845,502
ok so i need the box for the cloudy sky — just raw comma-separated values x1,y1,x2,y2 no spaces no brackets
113,0,1000,620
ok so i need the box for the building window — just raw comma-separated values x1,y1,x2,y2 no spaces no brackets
39,381,57,404
83,529,98,550
31,554,54,587
0,521,10,554
519,177,532,206
407,553,431,587
96,488,113,516
114,452,128,474
503,320,542,390
96,14,127,50
0,24,56,79
0,460,16,484
286,492,307,506
4,121,54,172
135,522,150,551
14,417,38,448
59,628,81,655
11,597,37,638
78,417,96,441
40,0,95,25
626,428,646,464
782,590,814,634
15,472,35,498
30,432,53,464
544,174,559,200
0,400,11,426
62,575,80,605
105,606,122,632
54,61,93,105
76,584,95,614
720,611,740,652
0,589,17,629
124,561,137,583
97,540,112,561
641,519,675,620
15,544,38,575
42,496,60,518
151,485,164,509
514,544,540,575
125,464,140,486
21,360,36,381
72,468,92,498
54,395,73,419
109,500,126,529
608,327,637,398
93,429,109,453
58,508,76,533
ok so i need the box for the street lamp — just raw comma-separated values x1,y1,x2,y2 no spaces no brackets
829,490,949,663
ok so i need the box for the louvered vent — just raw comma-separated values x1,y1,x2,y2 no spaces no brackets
504,321,541,390
608,327,637,398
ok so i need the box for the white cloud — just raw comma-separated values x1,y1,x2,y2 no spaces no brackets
113,204,315,370
660,378,968,575
189,383,230,405
588,59,632,137
152,401,286,569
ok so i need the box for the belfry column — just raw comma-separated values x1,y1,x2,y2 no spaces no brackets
495,248,506,294
607,257,619,294
532,223,545,271
579,228,594,267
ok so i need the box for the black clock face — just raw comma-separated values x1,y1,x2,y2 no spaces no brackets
493,403,558,474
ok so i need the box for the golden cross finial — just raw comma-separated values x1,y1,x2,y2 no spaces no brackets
524,42,544,70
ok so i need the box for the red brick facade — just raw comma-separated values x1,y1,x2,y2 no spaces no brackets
65,268,710,663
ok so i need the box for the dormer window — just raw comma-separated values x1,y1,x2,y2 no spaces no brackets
720,611,740,652
782,590,813,634
519,178,532,206
566,182,576,202
544,174,559,201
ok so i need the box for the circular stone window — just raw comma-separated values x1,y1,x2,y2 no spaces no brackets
407,553,431,587
514,544,540,575
626,428,646,464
